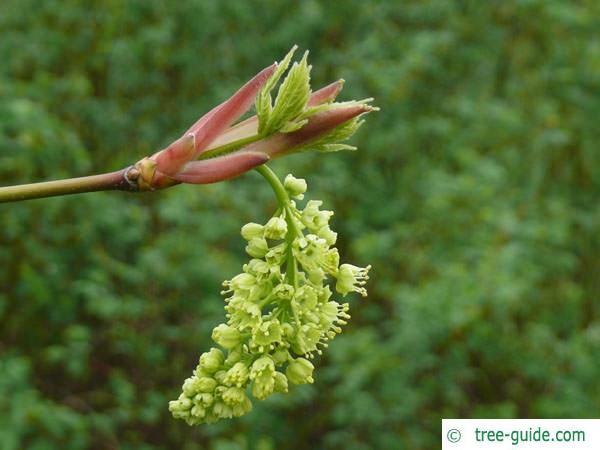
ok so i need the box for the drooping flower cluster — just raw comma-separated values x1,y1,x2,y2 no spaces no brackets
169,173,371,425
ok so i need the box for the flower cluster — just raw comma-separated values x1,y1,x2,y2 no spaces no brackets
169,173,371,425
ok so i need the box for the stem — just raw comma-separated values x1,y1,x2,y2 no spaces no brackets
255,165,301,287
255,165,289,209
197,134,263,161
0,169,134,203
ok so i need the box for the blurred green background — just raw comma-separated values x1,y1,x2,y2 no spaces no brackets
1,1,599,449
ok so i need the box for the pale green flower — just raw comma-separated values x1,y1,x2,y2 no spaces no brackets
194,393,214,407
232,397,253,417
273,371,289,393
223,362,250,388
284,174,307,199
245,237,269,258
212,324,242,349
168,395,192,420
228,273,256,291
272,283,294,301
241,222,264,240
264,216,288,240
212,401,233,419
249,356,277,400
198,348,224,373
294,285,318,310
244,258,270,277
293,234,338,275
251,319,283,349
317,225,337,245
286,357,315,384
222,387,248,406
265,242,287,266
301,200,333,231
335,263,372,297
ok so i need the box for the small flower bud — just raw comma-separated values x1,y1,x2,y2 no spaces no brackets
224,347,243,365
250,356,275,378
182,376,218,396
317,225,337,245
196,377,218,393
273,371,289,393
245,259,270,276
241,222,264,241
286,358,314,385
224,362,250,387
232,395,253,417
246,237,269,258
214,370,228,384
191,405,206,418
169,396,192,413
213,401,233,419
320,301,341,324
212,324,242,349
229,273,256,291
302,200,333,231
182,377,197,397
307,267,326,285
281,323,295,337
251,319,282,347
194,393,214,407
284,174,307,199
251,378,275,400
273,283,294,300
199,348,224,373
265,242,287,265
264,216,288,240
222,387,248,406
272,348,290,364
294,285,318,310
250,356,276,400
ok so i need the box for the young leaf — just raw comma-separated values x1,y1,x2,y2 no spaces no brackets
265,51,311,134
256,46,298,135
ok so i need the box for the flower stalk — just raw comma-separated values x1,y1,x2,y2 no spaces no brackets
256,165,301,287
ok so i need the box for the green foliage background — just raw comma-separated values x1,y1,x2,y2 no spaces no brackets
1,1,599,449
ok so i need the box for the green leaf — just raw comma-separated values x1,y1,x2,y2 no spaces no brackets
266,51,311,134
319,143,357,152
295,117,364,153
279,119,308,133
256,45,298,135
